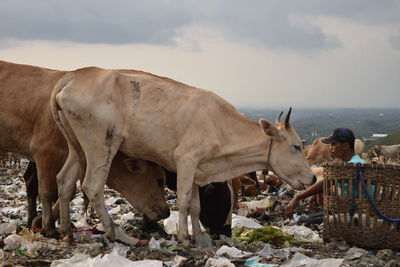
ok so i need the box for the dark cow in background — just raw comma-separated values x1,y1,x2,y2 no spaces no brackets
23,161,252,239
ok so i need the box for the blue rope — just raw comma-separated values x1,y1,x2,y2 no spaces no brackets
357,169,400,222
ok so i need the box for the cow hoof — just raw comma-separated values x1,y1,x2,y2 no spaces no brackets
42,228,59,239
182,239,191,249
31,215,43,229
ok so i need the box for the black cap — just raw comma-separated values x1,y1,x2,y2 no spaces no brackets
322,128,355,144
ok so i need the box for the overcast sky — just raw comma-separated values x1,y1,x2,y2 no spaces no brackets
1,0,399,109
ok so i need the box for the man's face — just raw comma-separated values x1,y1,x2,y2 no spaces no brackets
329,142,347,159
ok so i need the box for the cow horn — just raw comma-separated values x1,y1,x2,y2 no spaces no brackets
275,111,283,124
284,107,292,128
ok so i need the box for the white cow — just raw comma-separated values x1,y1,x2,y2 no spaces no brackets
373,145,400,163
51,67,315,247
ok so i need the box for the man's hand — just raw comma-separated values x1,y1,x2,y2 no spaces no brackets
285,196,299,219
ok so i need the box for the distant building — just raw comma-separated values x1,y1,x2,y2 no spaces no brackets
372,134,388,138
364,133,388,143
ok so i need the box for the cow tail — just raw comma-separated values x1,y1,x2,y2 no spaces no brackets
50,74,87,181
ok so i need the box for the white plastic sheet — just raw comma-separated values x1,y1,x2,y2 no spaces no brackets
232,214,263,229
216,245,252,259
51,244,162,267
282,225,322,243
281,252,344,267
163,210,205,235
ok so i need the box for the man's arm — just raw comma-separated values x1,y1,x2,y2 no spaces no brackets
284,180,323,219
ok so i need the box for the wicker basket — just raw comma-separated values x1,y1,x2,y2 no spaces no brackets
323,162,400,249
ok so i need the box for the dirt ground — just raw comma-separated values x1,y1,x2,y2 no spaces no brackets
1,165,400,266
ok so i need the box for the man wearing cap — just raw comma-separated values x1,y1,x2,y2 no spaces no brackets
285,128,364,219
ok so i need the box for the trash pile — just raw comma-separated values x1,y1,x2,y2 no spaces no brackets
1,166,400,266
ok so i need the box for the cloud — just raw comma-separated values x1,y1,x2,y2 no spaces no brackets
389,30,400,52
4,0,389,51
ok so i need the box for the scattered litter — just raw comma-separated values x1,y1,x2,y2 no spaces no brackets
0,220,18,234
216,245,252,259
196,232,213,248
149,237,161,250
2,164,400,265
282,225,322,243
51,245,163,267
232,214,263,229
256,243,289,260
205,257,235,267
3,234,25,250
244,256,278,267
281,252,344,267
344,247,368,260
163,210,205,235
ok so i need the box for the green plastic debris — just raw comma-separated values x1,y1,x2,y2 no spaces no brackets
15,248,37,258
16,248,27,255
233,225,294,247
244,256,278,267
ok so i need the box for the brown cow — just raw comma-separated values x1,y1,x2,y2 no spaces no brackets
51,66,315,247
305,137,333,165
0,60,170,241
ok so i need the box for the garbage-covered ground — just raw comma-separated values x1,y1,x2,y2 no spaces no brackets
1,164,400,266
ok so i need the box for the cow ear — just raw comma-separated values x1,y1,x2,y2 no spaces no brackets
123,158,147,174
259,119,280,138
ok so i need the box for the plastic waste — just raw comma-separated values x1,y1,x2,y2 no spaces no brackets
163,210,205,235
232,214,263,229
205,258,235,267
169,255,188,266
51,251,163,267
195,233,213,248
3,233,25,250
256,244,289,260
104,196,119,206
282,225,322,243
0,220,18,234
281,252,344,267
149,237,161,250
246,198,275,212
216,245,253,259
244,256,278,267
296,212,323,226
344,247,368,260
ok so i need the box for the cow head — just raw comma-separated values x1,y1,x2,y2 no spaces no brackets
106,153,170,221
372,145,381,156
259,108,315,190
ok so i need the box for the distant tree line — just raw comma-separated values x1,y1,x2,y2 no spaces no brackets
240,108,400,146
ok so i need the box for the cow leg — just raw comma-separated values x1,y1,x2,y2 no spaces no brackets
35,160,58,238
56,147,80,239
82,154,118,241
24,162,38,227
189,184,202,239
175,159,197,248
